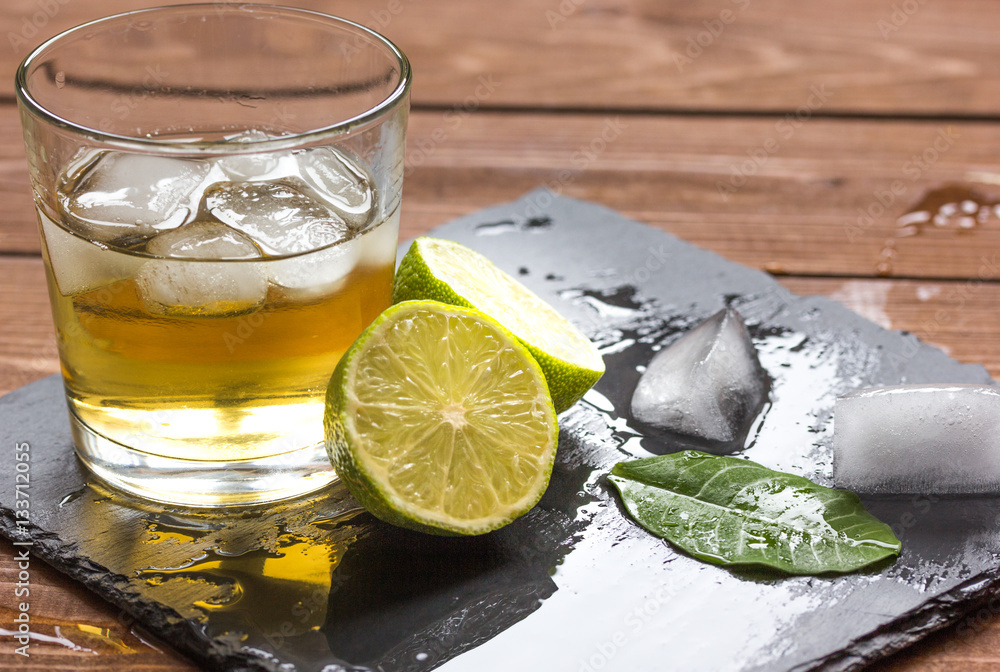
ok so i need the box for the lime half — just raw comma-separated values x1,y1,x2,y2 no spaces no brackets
325,300,558,536
393,237,605,413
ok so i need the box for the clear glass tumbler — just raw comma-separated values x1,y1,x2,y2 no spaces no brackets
15,4,411,506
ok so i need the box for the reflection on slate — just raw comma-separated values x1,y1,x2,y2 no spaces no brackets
321,488,582,670
2,190,1000,672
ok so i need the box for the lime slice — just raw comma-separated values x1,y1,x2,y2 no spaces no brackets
392,237,604,413
325,300,559,536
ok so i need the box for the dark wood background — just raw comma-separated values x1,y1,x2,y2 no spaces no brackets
3,0,1000,669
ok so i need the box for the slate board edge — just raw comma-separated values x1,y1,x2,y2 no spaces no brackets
0,496,303,672
798,569,1000,671
0,188,994,671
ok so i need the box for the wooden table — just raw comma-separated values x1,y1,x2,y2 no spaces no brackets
2,0,1000,669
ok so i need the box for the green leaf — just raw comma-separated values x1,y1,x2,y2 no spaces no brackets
608,451,901,575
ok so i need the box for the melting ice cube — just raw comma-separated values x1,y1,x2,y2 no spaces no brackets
61,151,210,244
216,130,285,181
630,308,770,454
356,206,400,267
268,237,361,298
217,152,283,181
38,211,140,296
269,204,399,299
833,384,1000,494
204,180,350,256
296,146,374,228
135,222,267,316
146,221,260,259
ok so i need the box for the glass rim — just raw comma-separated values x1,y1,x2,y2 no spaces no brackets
14,2,412,155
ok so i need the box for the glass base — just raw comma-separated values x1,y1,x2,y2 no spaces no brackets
69,411,338,507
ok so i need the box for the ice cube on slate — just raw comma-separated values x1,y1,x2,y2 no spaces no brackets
630,308,770,454
135,222,267,316
61,151,210,243
833,385,1000,494
203,179,350,256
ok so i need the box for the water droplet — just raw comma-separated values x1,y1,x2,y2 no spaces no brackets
898,185,1000,234
58,485,89,508
138,532,348,640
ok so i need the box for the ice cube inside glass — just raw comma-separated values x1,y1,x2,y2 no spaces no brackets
16,6,411,506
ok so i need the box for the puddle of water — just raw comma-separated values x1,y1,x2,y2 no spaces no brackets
143,513,224,544
879,184,999,275
0,622,148,655
474,216,553,236
897,185,1000,235
560,286,841,478
138,528,349,640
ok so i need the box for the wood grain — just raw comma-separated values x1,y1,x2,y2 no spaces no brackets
401,112,1000,280
2,0,1000,116
2,106,1000,279
0,540,198,670
3,1,1000,670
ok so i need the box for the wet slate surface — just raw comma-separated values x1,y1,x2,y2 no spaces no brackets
2,190,999,672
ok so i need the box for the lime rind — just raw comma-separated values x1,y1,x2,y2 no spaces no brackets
392,237,605,413
325,300,559,536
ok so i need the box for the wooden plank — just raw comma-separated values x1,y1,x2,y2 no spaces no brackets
0,103,33,253
401,112,1000,281
778,276,1000,377
2,107,1000,279
0,540,197,670
879,610,1000,672
0,257,57,394
3,0,1000,116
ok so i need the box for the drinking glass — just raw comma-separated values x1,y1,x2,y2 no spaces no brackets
15,4,411,506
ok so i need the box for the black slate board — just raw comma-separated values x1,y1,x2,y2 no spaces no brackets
3,190,999,672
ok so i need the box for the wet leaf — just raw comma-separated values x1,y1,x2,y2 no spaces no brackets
608,451,901,575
